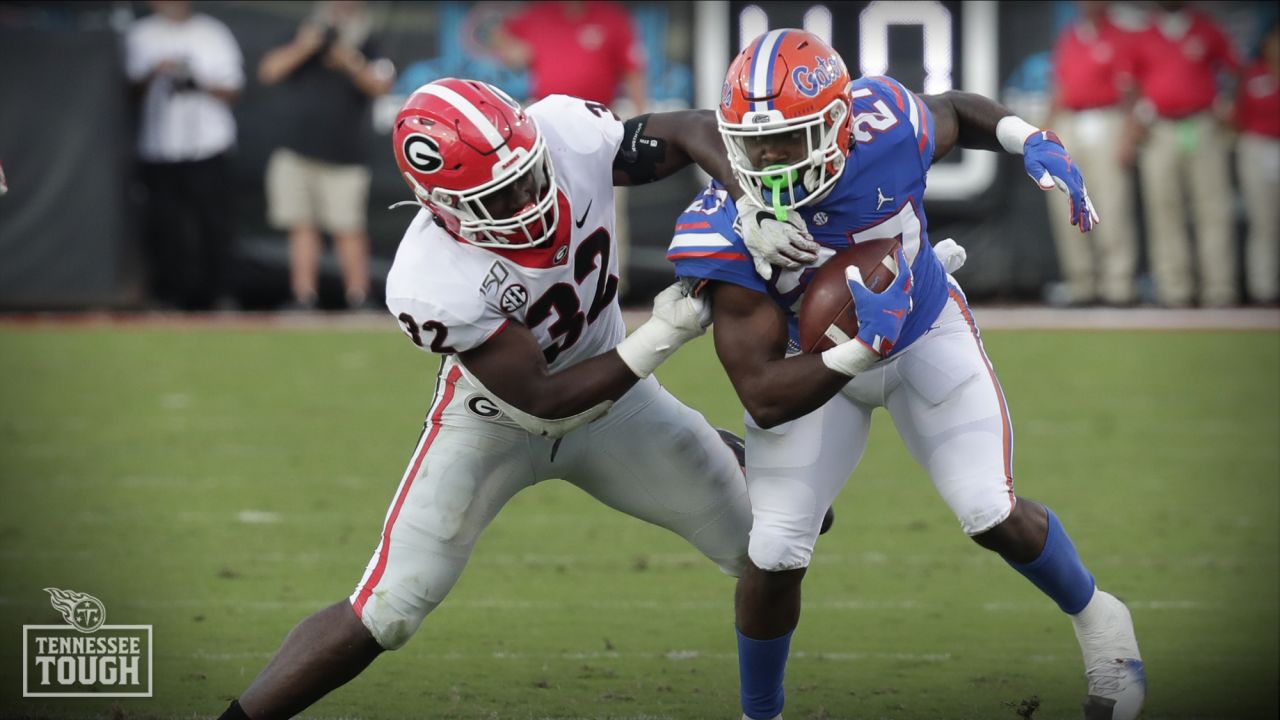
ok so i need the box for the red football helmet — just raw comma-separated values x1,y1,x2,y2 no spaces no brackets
719,30,853,211
392,78,559,249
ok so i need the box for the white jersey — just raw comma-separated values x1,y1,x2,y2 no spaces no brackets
385,95,626,370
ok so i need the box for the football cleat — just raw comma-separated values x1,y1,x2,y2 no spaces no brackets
1072,590,1145,720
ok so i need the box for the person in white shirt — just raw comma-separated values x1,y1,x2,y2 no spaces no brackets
125,0,243,309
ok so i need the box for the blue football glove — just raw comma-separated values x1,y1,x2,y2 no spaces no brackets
847,247,914,358
1023,130,1100,233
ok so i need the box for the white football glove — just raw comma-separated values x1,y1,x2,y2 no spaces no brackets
650,280,712,334
615,281,710,379
734,194,819,280
934,238,968,274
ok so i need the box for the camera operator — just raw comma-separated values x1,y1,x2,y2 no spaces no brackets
258,1,394,311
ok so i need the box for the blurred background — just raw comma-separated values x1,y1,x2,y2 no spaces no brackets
0,0,1276,312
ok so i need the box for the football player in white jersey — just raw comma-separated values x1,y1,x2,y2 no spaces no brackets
217,78,802,719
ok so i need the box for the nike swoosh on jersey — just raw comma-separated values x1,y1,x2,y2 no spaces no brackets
574,199,593,228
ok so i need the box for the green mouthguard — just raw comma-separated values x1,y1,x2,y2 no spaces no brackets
760,165,797,222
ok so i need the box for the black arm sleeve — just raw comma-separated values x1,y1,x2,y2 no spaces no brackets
612,114,669,185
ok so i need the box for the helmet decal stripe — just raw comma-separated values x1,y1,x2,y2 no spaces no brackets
750,29,788,112
418,84,513,161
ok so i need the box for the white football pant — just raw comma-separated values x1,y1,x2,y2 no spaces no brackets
745,283,1016,572
350,358,751,650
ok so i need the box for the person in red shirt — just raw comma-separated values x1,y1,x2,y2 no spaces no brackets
1235,23,1280,304
492,0,646,112
1046,1,1139,306
1123,1,1241,307
491,1,648,298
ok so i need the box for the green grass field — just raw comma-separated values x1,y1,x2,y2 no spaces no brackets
0,323,1277,720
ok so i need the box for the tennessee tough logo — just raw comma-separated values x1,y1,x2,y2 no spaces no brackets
23,588,153,697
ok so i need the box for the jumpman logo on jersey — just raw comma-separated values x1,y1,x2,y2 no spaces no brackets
876,187,894,211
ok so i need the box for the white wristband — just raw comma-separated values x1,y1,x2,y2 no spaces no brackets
820,340,880,378
995,115,1041,155
615,318,685,379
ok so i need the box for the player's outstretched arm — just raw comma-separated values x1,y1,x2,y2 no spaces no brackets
709,283,852,429
612,110,743,197
924,92,1099,232
459,283,708,438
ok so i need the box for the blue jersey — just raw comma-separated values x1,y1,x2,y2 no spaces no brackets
669,75,948,356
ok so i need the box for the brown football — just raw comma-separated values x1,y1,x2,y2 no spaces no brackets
797,238,902,353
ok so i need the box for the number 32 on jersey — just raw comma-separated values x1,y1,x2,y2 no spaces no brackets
397,229,619,364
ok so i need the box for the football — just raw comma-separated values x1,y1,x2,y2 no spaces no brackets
797,238,902,353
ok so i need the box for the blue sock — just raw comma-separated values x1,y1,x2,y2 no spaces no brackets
737,628,792,720
1005,507,1096,614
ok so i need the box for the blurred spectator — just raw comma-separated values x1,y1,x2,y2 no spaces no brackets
125,0,243,310
1123,1,1240,307
1234,23,1280,305
258,0,394,311
1046,1,1138,306
490,0,647,297
491,1,646,112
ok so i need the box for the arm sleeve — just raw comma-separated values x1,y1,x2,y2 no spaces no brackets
667,184,766,293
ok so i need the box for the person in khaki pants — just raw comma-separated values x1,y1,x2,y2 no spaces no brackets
1234,24,1280,305
1046,1,1139,305
259,1,394,310
1123,2,1240,307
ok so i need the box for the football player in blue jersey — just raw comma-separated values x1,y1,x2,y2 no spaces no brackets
668,30,1143,720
